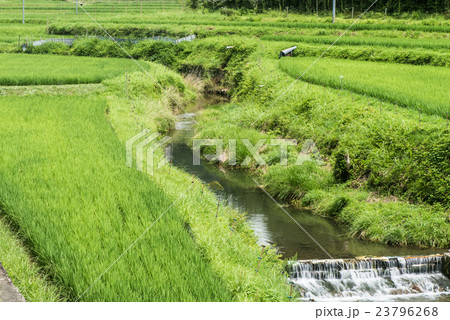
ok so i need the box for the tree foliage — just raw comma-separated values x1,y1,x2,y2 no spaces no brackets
190,0,449,13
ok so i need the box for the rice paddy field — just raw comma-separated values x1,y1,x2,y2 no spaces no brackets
279,57,450,117
0,0,449,304
0,94,237,302
0,53,149,85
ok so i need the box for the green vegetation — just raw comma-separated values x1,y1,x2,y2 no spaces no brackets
261,34,450,51
289,43,450,67
0,55,292,301
197,0,450,15
0,53,147,85
0,216,61,301
190,39,449,247
279,57,450,117
0,94,234,301
28,31,450,68
0,1,449,301
302,187,449,248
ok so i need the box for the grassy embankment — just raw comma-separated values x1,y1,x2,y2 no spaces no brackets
179,39,449,248
0,54,292,301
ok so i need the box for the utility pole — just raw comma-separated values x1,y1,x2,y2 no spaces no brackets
76,0,78,14
22,0,25,24
332,0,336,23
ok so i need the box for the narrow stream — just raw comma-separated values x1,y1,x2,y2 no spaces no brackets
170,112,450,301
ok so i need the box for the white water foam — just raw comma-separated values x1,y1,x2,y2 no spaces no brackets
290,256,450,302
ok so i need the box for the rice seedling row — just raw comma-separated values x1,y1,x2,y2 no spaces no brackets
0,53,149,85
261,34,450,51
279,57,450,117
0,94,233,301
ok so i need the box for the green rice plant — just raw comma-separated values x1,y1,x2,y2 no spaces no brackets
0,53,148,85
46,16,450,33
279,57,450,117
261,34,450,51
284,42,450,67
0,95,233,301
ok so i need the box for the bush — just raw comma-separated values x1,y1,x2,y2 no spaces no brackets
71,38,129,58
131,41,177,67
25,42,70,55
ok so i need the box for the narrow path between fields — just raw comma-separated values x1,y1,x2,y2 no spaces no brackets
0,262,25,302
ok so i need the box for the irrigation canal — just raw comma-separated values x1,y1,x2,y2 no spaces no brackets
170,112,450,302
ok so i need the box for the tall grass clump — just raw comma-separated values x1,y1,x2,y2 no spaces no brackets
102,63,190,138
264,162,332,200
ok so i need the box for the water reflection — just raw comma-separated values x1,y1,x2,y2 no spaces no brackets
170,117,445,260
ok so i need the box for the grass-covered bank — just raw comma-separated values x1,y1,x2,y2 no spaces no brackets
195,99,449,248
179,39,449,248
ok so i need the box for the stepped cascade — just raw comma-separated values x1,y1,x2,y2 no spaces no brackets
290,255,450,301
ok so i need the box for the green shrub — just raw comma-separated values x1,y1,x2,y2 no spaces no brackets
26,42,70,55
131,41,177,67
71,38,129,58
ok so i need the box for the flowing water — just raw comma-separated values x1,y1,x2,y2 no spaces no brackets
290,256,450,302
170,112,450,302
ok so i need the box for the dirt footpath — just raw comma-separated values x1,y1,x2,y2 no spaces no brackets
0,262,25,302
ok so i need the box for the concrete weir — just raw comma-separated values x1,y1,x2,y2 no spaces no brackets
0,262,25,302
443,253,450,279
289,254,450,301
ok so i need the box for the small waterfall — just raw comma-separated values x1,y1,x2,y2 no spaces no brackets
289,255,450,301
